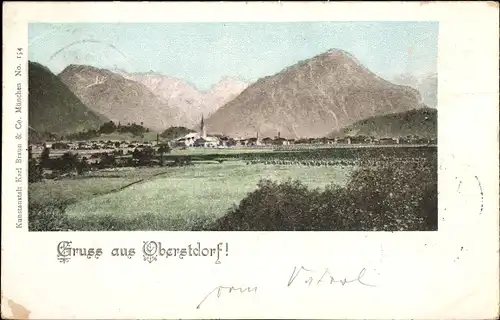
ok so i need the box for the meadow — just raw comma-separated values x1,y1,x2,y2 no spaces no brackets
30,162,353,230
29,166,171,206
28,146,437,231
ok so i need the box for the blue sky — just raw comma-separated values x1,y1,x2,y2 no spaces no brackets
28,22,438,91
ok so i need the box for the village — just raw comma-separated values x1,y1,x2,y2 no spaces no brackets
30,131,436,158
27,115,437,182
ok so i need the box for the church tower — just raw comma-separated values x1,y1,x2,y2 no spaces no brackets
200,114,207,139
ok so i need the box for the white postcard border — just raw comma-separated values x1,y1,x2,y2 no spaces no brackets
2,2,499,319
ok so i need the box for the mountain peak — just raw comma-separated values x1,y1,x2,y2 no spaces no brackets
58,64,179,132
325,48,350,55
206,49,423,139
28,60,52,73
59,64,110,76
321,48,362,65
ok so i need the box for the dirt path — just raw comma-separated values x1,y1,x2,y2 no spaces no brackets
93,170,171,197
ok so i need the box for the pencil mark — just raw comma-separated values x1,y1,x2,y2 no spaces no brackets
474,175,484,214
287,266,376,287
196,285,258,309
49,39,128,61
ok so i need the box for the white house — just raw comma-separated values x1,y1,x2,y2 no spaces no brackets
194,136,220,148
176,132,199,147
175,115,220,148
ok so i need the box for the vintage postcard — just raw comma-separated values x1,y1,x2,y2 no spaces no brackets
2,1,499,319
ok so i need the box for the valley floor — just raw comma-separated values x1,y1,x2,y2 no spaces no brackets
28,146,438,232
29,162,352,231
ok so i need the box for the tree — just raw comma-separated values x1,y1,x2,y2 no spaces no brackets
28,147,43,182
227,138,237,147
157,143,170,166
77,157,90,174
160,126,196,140
98,154,116,169
157,143,171,154
99,121,117,134
51,152,80,174
40,146,50,168
133,147,154,166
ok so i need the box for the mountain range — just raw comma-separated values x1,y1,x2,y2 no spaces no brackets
114,69,248,127
29,48,436,139
205,49,426,139
58,65,178,131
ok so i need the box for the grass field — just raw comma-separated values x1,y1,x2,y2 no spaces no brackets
29,166,170,206
29,146,437,231
67,162,352,230
29,161,353,230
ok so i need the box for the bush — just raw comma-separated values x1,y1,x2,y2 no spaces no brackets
211,161,437,231
133,147,155,166
157,143,171,154
52,152,80,174
99,121,117,134
28,146,43,183
29,199,71,231
343,161,436,230
28,158,43,183
98,154,116,169
40,146,50,168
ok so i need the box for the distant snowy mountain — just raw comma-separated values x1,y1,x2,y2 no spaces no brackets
115,69,249,127
391,73,437,108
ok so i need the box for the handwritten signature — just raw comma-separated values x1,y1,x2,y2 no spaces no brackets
196,267,374,308
288,266,376,287
196,285,258,309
